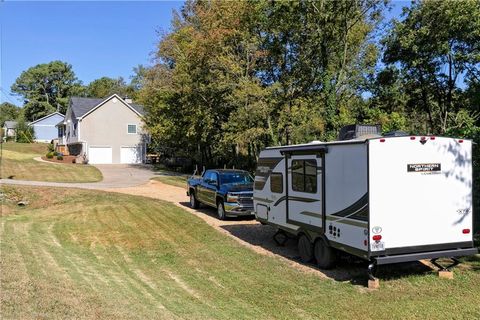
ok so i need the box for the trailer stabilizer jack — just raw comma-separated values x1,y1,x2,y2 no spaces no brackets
273,230,288,246
430,258,460,271
367,261,378,281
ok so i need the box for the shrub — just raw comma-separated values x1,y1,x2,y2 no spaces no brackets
56,155,64,161
46,152,54,159
47,143,54,153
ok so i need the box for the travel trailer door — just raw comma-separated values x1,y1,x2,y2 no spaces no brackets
287,155,323,230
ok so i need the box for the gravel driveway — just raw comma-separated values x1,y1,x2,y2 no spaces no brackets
1,164,158,189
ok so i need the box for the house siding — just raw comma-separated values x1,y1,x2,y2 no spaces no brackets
80,98,145,164
32,113,65,142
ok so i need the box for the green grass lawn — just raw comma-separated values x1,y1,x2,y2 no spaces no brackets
0,142,102,183
151,174,189,189
1,185,479,319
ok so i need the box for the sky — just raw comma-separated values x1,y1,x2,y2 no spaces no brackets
0,1,183,104
0,0,409,106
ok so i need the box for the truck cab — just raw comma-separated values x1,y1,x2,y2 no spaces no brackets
187,169,254,219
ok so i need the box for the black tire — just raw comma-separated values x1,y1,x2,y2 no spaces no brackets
189,191,199,209
314,238,336,269
216,200,226,220
298,234,314,263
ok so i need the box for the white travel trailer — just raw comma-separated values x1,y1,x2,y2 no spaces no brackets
254,131,477,278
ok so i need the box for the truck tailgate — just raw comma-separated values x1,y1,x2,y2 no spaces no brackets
368,137,473,254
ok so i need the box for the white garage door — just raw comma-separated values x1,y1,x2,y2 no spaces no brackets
120,146,142,164
88,146,112,164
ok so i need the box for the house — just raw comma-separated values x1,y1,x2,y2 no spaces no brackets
28,112,65,143
2,121,17,141
57,94,147,164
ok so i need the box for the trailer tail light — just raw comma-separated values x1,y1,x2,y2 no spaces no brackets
410,136,416,140
421,136,426,141
462,229,470,234
459,139,464,143
380,138,385,143
430,136,436,140
372,235,382,241
364,240,367,246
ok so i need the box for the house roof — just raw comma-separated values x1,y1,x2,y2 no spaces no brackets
4,121,17,128
28,112,65,125
70,95,145,119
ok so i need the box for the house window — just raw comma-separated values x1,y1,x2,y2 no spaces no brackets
291,159,317,193
270,173,283,194
73,123,77,136
58,126,63,137
127,124,137,134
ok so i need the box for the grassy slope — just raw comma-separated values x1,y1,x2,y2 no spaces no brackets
151,174,189,189
0,142,102,183
1,186,479,319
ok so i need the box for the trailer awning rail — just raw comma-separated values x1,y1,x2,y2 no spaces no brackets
279,145,328,155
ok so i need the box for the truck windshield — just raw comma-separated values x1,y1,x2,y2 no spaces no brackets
220,172,253,184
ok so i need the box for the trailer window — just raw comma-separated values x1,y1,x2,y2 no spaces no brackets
270,173,283,193
291,160,317,193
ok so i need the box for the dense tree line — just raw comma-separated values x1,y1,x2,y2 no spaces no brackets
138,0,480,168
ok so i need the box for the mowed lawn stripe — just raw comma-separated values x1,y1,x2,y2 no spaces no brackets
1,186,479,319
1,142,102,183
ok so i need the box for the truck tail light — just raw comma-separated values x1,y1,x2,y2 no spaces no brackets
372,235,382,241
430,136,436,140
380,138,385,143
459,139,464,143
462,229,470,234
410,136,416,140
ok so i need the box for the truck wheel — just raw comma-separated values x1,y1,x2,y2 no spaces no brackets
314,239,336,269
190,191,199,209
216,200,226,220
298,234,313,263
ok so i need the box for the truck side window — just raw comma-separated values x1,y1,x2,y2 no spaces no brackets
291,160,317,193
270,173,283,193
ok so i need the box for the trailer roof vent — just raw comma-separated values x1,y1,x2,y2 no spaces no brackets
338,124,382,141
308,140,323,144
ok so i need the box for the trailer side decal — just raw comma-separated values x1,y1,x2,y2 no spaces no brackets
254,157,283,190
273,195,320,207
330,193,368,221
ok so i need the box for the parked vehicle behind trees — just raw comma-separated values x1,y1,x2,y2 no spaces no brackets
187,169,254,220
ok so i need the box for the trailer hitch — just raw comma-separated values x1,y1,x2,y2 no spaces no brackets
430,258,460,271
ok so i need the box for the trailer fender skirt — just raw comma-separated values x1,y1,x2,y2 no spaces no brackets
374,248,479,265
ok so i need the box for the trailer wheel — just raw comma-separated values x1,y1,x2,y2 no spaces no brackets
314,239,336,269
216,200,226,220
298,234,313,263
189,191,199,209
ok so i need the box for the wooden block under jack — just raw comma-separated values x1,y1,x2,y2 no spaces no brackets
368,278,380,289
438,270,454,279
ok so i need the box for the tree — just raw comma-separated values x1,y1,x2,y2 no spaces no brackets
382,0,480,134
85,76,134,98
0,102,20,126
11,61,83,121
140,0,386,167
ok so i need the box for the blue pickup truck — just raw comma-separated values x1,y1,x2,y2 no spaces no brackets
187,169,254,220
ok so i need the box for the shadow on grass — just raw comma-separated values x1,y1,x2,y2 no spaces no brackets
178,201,435,286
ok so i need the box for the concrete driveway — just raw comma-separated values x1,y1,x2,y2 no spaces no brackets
0,164,159,189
